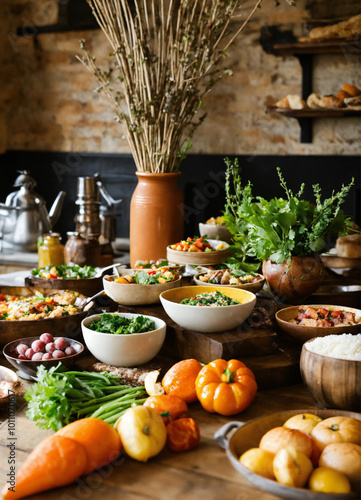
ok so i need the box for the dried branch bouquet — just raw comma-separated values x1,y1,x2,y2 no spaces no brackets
80,0,295,173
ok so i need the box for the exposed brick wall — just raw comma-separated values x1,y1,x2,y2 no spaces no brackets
1,0,360,156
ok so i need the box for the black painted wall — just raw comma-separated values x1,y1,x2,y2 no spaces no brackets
0,151,360,244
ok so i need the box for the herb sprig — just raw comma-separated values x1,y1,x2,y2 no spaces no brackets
223,158,354,267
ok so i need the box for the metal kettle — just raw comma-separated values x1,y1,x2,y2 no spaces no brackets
0,171,66,252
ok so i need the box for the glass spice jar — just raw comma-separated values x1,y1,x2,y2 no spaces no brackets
38,233,65,268
64,232,103,267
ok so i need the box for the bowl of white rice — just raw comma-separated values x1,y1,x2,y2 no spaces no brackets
300,333,361,412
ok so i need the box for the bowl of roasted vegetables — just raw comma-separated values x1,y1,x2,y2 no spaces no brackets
25,264,103,296
81,312,166,366
160,285,256,333
103,267,182,306
194,268,265,293
167,236,230,266
276,304,361,343
134,259,184,273
0,287,90,347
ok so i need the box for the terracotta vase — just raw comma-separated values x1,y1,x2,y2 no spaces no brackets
129,172,184,267
262,254,325,304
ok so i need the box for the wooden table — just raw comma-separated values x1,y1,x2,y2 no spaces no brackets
0,356,319,500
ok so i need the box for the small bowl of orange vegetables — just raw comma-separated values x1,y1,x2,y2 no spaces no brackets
103,267,182,306
167,236,230,266
215,409,361,499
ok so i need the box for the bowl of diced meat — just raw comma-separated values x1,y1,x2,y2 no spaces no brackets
275,304,361,343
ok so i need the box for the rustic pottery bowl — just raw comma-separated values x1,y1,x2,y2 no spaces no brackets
160,285,256,333
214,408,361,500
3,337,84,379
198,222,232,243
193,272,265,293
262,255,325,304
103,269,182,306
275,304,361,343
0,286,90,347
81,312,166,367
0,366,22,405
166,239,231,266
300,337,361,412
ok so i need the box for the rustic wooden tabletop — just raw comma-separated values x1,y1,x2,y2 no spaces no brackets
0,356,318,500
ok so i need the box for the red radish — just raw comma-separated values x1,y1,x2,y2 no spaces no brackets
42,353,53,360
16,343,28,356
40,333,54,344
54,337,67,350
52,350,65,359
25,348,35,360
64,346,75,356
45,342,56,354
31,340,45,353
32,352,43,361
18,355,27,360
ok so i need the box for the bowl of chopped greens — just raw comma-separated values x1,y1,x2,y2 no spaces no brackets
160,286,256,333
103,267,182,306
26,264,103,296
81,312,167,366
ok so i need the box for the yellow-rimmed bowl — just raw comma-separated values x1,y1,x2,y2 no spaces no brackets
160,285,256,333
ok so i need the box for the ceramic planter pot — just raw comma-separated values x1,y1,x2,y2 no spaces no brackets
130,172,184,267
262,254,325,304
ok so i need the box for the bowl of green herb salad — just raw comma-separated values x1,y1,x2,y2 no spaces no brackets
81,312,167,366
160,286,256,333
26,264,103,296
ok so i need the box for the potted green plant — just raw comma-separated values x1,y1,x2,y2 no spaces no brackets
223,158,355,302
79,0,296,265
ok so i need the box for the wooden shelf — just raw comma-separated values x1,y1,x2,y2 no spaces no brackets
267,106,361,119
264,35,361,143
273,38,361,56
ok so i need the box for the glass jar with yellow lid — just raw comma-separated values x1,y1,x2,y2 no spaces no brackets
38,233,65,268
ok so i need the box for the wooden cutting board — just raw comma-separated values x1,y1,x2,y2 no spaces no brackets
117,297,302,390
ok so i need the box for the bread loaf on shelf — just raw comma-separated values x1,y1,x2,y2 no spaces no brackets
299,14,361,42
336,234,361,259
275,95,307,110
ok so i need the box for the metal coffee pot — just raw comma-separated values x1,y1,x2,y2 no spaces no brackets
0,171,66,252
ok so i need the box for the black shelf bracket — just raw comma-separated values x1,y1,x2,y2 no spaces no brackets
297,54,313,143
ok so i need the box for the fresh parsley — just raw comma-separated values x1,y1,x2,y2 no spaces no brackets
223,158,354,267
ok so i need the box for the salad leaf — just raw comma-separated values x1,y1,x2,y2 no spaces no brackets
88,313,155,334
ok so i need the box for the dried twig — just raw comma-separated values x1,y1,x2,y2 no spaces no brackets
78,0,295,173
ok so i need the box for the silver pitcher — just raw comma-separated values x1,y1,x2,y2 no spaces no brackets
0,171,66,252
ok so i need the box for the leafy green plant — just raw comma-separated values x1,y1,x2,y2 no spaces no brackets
223,158,354,267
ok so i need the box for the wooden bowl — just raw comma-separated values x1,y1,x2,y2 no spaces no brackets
25,275,103,297
309,284,361,309
167,239,230,266
193,272,265,293
215,408,361,500
0,287,90,347
300,339,361,412
3,336,84,379
275,304,361,343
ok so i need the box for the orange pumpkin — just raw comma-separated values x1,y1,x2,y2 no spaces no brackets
195,359,257,416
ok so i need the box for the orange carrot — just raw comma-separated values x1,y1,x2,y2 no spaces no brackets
56,417,122,474
2,435,87,500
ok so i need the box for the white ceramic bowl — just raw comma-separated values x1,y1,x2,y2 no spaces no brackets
81,312,167,367
103,268,182,306
160,286,256,333
198,222,232,243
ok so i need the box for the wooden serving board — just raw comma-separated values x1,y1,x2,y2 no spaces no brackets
117,297,303,390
